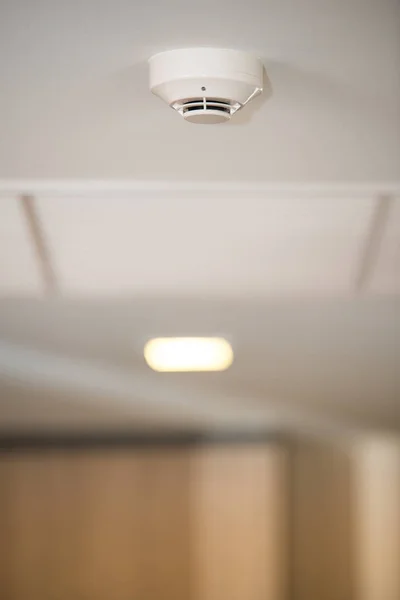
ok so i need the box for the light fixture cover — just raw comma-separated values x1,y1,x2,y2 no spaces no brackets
144,337,233,372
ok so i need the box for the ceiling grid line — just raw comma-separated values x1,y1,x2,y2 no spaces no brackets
19,195,59,297
353,196,394,293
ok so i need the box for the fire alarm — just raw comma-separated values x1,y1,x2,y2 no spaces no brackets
149,48,264,124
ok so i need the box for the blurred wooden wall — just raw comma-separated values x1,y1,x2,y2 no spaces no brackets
0,443,288,600
290,438,353,600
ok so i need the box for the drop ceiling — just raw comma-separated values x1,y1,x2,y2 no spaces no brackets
0,0,399,436
0,191,399,435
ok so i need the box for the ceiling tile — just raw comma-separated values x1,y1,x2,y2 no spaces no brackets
38,195,374,296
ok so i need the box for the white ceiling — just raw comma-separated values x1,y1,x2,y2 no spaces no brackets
0,189,399,435
0,0,399,436
0,294,399,435
0,0,399,181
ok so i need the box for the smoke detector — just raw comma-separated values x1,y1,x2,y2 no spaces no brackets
149,48,264,124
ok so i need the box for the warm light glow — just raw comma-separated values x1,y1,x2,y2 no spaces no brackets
144,337,233,372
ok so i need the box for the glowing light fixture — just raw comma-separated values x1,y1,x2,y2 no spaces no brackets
144,337,233,372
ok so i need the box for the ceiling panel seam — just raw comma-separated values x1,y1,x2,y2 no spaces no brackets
19,195,59,296
353,195,394,293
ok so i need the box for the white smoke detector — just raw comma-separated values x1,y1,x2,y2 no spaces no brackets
149,48,264,124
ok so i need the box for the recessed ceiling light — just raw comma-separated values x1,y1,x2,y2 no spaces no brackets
144,337,233,372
